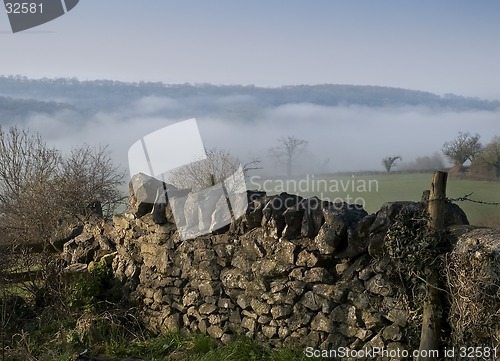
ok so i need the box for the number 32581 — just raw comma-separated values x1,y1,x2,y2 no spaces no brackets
5,3,43,14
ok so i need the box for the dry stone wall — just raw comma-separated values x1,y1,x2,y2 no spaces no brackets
58,173,499,357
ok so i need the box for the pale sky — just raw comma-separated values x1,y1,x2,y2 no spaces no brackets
1,0,500,100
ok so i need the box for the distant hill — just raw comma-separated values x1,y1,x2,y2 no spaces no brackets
0,75,499,121
0,94,76,124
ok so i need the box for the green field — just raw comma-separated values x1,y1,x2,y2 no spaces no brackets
248,172,500,228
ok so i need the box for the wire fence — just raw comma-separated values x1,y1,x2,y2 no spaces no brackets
448,192,500,206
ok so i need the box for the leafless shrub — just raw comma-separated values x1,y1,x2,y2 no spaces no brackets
0,127,60,246
57,144,126,219
0,126,125,248
169,147,260,192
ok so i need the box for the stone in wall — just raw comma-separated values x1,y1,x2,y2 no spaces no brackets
129,173,166,218
262,192,303,239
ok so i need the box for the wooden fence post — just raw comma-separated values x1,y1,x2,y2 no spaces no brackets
418,171,447,360
427,171,447,232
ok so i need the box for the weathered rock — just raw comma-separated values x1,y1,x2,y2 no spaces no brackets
296,249,318,267
367,232,385,259
323,202,368,227
129,173,166,217
151,186,168,224
355,328,373,342
50,218,84,252
252,259,290,278
210,193,233,233
220,268,248,289
444,202,469,226
331,304,360,327
282,207,304,240
113,214,131,231
341,254,371,281
300,291,321,311
183,187,229,238
335,214,376,258
311,222,346,255
262,193,303,238
240,237,264,260
365,274,393,297
311,203,366,257
198,280,219,297
231,253,252,272
165,187,191,226
300,197,327,238
241,316,257,332
361,309,386,330
303,267,333,283
207,325,224,339
365,332,385,351
271,305,292,320
250,299,271,316
140,242,170,274
162,313,180,332
62,233,99,264
383,298,409,327
287,304,312,331
369,202,420,235
382,324,403,341
310,312,331,332
262,325,277,338
233,191,267,233
312,284,346,303
273,240,296,265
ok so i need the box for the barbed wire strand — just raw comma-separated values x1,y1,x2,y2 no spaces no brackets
447,192,500,206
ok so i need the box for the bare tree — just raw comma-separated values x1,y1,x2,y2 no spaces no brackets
0,126,125,247
169,147,260,192
442,132,482,169
0,127,61,246
478,136,500,178
269,136,308,177
57,144,126,218
382,156,401,173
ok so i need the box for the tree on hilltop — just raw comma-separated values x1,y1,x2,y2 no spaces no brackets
442,132,482,170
